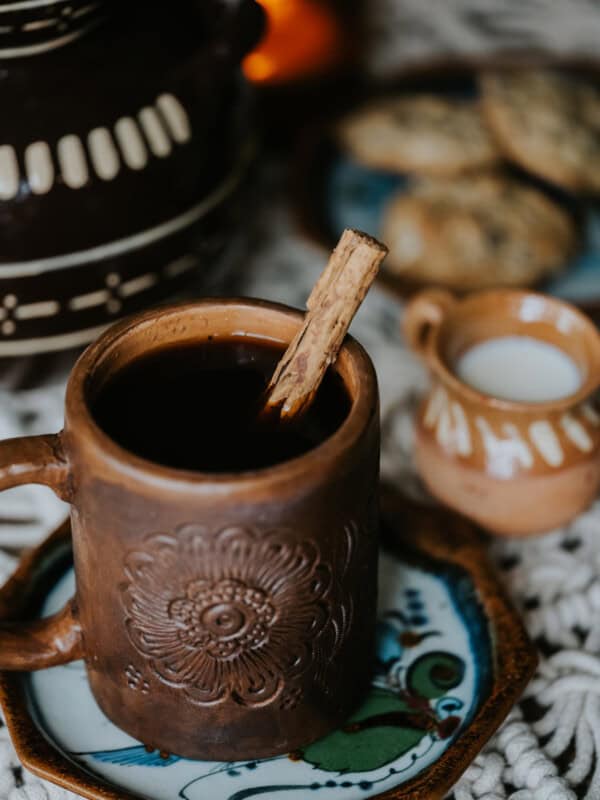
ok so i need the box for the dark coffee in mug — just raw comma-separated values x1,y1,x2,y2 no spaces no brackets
91,338,351,472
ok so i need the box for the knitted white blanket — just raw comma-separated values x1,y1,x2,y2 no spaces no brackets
365,0,600,78
0,203,594,800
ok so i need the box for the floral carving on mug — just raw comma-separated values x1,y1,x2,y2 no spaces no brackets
125,665,150,695
168,577,276,659
121,524,348,708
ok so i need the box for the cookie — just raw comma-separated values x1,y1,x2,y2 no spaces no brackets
337,95,500,178
381,174,577,290
481,70,600,193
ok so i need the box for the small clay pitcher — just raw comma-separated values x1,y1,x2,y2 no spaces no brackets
405,288,600,536
0,299,380,759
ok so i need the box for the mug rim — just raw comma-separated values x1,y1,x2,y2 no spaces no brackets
428,288,600,414
64,297,378,492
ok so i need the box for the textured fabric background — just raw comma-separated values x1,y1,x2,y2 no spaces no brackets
365,0,600,78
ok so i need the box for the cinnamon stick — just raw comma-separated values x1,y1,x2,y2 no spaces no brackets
262,228,388,422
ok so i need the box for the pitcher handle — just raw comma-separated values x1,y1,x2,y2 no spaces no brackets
403,289,456,362
0,432,83,670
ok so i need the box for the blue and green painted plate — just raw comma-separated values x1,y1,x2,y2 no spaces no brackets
0,494,537,800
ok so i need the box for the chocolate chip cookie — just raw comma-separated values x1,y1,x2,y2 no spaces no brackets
337,95,500,177
381,174,576,290
481,70,600,193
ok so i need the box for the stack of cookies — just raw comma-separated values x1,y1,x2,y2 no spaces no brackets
337,69,598,291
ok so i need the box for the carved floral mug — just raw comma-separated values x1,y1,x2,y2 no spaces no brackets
405,289,600,537
0,299,380,759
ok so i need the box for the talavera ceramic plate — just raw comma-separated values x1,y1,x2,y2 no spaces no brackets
0,492,536,800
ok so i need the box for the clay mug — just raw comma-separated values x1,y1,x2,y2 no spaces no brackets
0,299,380,759
404,288,600,536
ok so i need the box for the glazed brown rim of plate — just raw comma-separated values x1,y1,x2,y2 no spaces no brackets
290,55,600,315
0,489,537,800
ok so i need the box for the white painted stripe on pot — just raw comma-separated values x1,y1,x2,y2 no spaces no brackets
450,401,471,456
164,254,197,278
0,0,73,10
57,134,89,189
423,386,446,429
15,300,59,319
502,423,534,469
88,127,120,181
0,145,19,199
69,289,110,311
138,107,171,157
0,143,251,277
72,2,99,18
0,24,98,57
0,323,110,356
25,141,54,195
114,117,148,170
529,420,564,467
475,417,533,478
22,17,57,31
560,413,593,452
119,273,157,297
156,94,191,143
430,392,472,457
582,403,600,427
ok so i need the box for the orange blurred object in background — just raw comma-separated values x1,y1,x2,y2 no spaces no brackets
243,0,346,85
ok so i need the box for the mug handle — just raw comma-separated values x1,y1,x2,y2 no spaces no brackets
0,432,84,670
403,289,456,361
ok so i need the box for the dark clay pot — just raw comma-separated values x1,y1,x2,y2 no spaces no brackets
0,1,264,358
